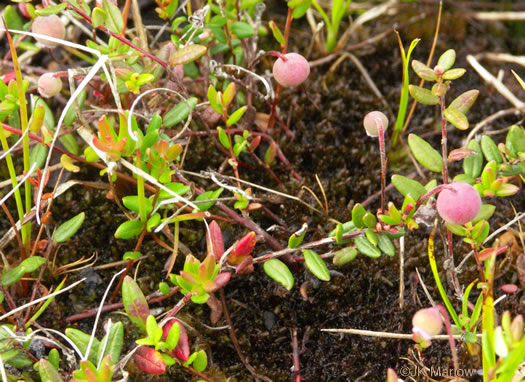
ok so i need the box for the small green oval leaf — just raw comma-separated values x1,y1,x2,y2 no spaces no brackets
408,85,440,105
408,134,443,172
54,212,85,243
114,220,144,239
163,97,198,128
481,135,502,163
391,175,427,200
303,249,330,281
170,45,207,66
463,140,483,178
354,236,381,258
263,259,294,290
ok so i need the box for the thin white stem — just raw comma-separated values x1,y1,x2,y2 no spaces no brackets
0,278,85,321
84,268,126,361
320,327,474,340
0,163,36,207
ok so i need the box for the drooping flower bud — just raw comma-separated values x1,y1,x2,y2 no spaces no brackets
363,111,388,137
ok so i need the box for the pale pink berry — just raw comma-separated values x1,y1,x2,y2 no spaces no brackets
412,307,443,336
436,182,481,225
363,111,388,137
32,15,65,46
272,53,310,88
38,73,62,98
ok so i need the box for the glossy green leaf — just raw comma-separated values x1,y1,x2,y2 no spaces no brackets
351,203,366,228
391,174,427,200
54,212,85,243
362,213,377,229
170,45,207,66
481,135,502,163
1,266,26,286
472,204,495,224
226,106,247,126
38,359,64,382
303,250,330,281
453,173,476,185
332,247,358,266
163,97,198,128
506,125,525,155
446,223,467,236
449,90,479,114
115,220,144,239
217,126,230,149
408,134,443,172
192,350,208,372
437,49,456,71
65,328,100,364
158,182,190,199
103,0,124,34
4,6,23,31
463,140,483,178
230,22,254,38
122,196,153,215
194,188,223,211
92,7,107,28
263,259,294,290
165,320,180,350
123,251,141,261
97,321,123,364
30,143,48,169
288,223,307,249
354,236,381,258
411,60,437,81
20,256,46,273
268,20,285,47
444,106,469,130
442,68,466,80
48,348,60,371
122,276,150,331
408,85,440,105
377,234,395,256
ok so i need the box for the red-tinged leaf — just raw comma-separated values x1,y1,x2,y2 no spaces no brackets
236,256,254,274
448,148,476,162
202,280,217,293
198,255,216,281
163,320,190,362
92,136,110,152
249,135,261,152
500,284,519,294
206,221,224,261
477,246,508,261
518,255,525,288
135,346,166,375
180,271,199,285
122,276,150,331
214,272,231,289
229,232,256,265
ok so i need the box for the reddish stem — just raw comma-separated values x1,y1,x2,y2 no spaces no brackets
376,120,387,214
65,2,170,71
434,304,459,382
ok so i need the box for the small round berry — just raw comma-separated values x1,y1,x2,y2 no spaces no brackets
32,15,65,46
436,182,481,225
413,307,443,336
38,73,62,98
272,53,310,88
363,111,388,137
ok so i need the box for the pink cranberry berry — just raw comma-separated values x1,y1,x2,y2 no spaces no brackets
412,307,443,336
32,15,65,46
38,73,62,98
363,111,388,137
272,53,310,88
436,182,481,225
